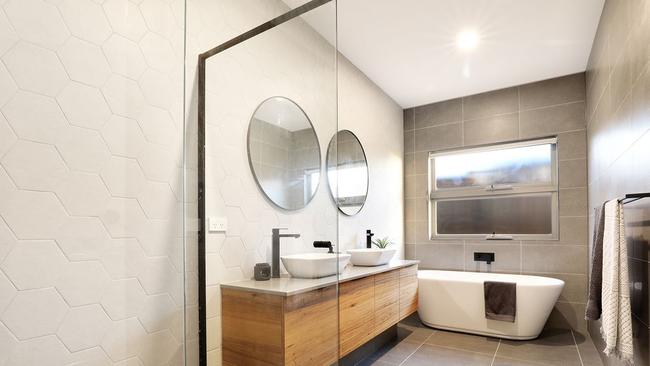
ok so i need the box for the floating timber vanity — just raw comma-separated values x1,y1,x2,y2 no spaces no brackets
220,260,419,365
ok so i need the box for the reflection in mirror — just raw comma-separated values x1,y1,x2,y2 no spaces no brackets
247,96,321,210
327,130,368,216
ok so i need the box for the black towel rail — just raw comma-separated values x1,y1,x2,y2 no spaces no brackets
618,193,650,205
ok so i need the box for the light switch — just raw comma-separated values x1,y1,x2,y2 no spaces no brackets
208,217,227,232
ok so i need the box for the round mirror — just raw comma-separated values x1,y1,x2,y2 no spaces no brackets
247,97,321,211
327,130,368,216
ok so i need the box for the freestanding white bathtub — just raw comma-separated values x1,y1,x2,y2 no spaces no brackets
418,270,564,340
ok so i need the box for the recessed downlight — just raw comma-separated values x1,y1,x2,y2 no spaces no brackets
457,30,479,51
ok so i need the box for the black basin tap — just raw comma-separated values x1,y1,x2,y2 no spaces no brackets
366,230,374,248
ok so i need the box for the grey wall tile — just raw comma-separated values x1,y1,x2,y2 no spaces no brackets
414,151,429,175
524,272,587,303
404,198,416,222
405,244,416,260
559,159,587,188
522,245,587,274
559,188,588,217
404,153,415,176
520,102,586,138
404,130,415,154
413,98,462,129
546,302,587,332
417,243,465,270
464,242,521,273
523,217,589,246
414,123,462,152
463,113,519,145
404,175,416,198
404,108,414,131
405,221,416,244
463,87,518,120
557,130,587,160
519,73,586,110
414,174,428,198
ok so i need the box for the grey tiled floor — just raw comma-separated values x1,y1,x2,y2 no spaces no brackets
358,316,604,366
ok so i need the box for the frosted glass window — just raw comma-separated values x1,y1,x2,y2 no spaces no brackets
429,138,558,240
434,144,553,190
436,194,553,235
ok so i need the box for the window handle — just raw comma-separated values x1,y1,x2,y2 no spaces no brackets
485,184,513,191
485,234,513,240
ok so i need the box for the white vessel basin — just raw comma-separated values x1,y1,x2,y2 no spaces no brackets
280,253,351,279
347,248,396,266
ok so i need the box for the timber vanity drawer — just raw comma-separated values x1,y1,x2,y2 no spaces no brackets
221,260,419,365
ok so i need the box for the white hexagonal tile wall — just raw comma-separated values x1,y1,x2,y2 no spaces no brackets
0,269,16,313
138,68,173,108
67,346,112,365
1,288,68,340
0,113,17,159
137,181,176,219
55,217,111,261
99,198,148,238
102,74,146,119
2,42,68,96
241,222,263,251
102,34,147,80
101,317,146,361
136,219,177,256
0,9,18,56
103,0,148,42
0,190,67,239
0,322,18,365
56,126,111,173
101,278,146,320
0,61,17,108
57,82,111,130
139,32,175,73
224,206,244,236
3,0,70,49
220,237,245,268
137,330,178,366
101,156,147,198
1,140,68,191
1,91,68,144
55,172,110,216
138,256,176,295
139,0,177,38
99,238,146,279
58,37,112,87
137,105,175,146
1,240,67,289
137,293,177,333
0,218,17,263
137,142,177,182
101,115,146,158
57,304,111,352
220,177,243,207
57,0,111,44
55,261,110,306
3,335,70,365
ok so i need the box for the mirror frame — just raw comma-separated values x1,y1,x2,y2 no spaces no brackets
326,129,369,216
246,96,322,211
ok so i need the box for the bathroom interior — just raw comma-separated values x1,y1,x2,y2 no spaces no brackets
0,0,649,365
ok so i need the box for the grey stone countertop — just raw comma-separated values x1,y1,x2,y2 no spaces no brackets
220,259,420,296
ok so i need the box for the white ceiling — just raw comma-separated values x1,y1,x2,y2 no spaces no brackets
286,0,604,108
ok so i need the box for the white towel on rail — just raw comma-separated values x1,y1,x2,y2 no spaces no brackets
601,199,633,362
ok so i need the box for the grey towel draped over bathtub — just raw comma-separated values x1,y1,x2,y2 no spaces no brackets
484,281,516,322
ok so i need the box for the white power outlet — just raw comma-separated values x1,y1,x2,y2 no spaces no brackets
208,217,227,232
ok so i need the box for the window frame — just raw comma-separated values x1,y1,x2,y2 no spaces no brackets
428,137,559,241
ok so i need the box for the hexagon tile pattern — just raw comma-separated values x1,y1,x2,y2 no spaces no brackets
0,0,186,364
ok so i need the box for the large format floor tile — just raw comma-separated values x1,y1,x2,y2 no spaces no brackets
358,316,605,366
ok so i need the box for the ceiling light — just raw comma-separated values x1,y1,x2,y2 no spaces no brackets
457,30,479,51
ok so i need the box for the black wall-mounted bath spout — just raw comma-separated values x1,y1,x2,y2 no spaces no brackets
474,252,495,265
366,230,374,248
